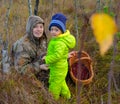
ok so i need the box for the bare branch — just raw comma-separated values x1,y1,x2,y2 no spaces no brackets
34,0,39,15
28,0,32,16
2,0,12,74
108,2,120,104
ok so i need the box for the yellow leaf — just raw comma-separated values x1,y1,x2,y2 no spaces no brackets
90,13,117,55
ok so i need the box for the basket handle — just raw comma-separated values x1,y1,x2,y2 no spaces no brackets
71,57,92,65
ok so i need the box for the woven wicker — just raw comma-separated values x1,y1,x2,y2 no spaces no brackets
69,51,94,85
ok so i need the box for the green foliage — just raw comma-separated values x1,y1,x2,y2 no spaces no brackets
116,32,120,38
103,6,115,17
103,6,109,14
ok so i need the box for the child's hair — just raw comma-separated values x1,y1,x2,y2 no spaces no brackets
49,13,67,33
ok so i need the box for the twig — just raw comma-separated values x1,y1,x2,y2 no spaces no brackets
34,0,39,15
2,0,12,75
28,0,32,16
108,2,120,104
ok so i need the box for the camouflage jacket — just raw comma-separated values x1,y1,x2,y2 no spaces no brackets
11,34,47,74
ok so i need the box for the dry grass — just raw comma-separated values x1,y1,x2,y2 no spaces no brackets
0,70,57,104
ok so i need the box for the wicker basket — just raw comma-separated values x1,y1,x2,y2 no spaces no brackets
69,51,94,85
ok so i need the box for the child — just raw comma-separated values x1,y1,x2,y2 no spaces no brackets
44,13,76,100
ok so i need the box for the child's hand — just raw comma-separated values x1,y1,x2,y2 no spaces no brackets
68,51,77,58
40,64,49,70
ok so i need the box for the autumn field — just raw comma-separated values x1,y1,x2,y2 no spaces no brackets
0,0,120,104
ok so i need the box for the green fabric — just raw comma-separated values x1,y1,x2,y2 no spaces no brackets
45,30,76,100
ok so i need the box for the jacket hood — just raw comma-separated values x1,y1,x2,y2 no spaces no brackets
25,15,47,44
59,30,76,49
26,15,44,34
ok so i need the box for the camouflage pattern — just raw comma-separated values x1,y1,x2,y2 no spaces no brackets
11,15,47,74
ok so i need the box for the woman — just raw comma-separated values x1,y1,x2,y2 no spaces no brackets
11,15,48,75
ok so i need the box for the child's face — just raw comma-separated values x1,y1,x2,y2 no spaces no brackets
50,26,62,37
33,23,44,38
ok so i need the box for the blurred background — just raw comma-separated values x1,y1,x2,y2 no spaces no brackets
0,0,120,104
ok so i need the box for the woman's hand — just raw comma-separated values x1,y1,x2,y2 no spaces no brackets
42,55,46,60
40,64,49,70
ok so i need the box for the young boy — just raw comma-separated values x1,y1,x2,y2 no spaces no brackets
44,13,76,100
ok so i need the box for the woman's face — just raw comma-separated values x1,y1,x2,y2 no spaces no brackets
33,23,44,38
